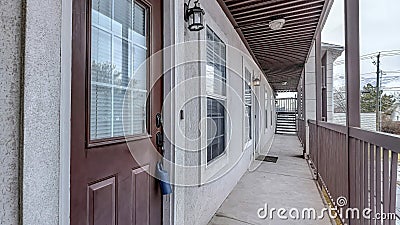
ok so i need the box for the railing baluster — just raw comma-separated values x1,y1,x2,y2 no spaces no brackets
383,149,390,225
355,139,361,225
363,141,369,225
376,146,382,224
349,138,357,225
389,151,398,225
360,141,365,225
370,143,376,225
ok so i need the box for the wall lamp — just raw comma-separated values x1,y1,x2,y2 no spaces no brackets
184,0,205,31
253,77,261,86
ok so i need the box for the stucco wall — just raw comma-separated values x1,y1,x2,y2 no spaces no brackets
305,43,316,122
0,1,22,224
304,42,316,154
22,0,62,223
172,0,276,224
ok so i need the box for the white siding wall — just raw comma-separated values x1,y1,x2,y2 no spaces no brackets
333,113,376,131
326,52,334,121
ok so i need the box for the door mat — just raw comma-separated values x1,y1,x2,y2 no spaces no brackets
256,155,278,163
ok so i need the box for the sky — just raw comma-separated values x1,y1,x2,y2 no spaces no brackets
321,0,400,96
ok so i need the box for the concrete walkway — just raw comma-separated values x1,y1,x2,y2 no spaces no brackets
208,135,333,225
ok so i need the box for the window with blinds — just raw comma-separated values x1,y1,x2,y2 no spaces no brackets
244,68,252,142
206,27,226,163
90,0,148,140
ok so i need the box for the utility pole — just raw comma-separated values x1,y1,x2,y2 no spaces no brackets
375,52,381,131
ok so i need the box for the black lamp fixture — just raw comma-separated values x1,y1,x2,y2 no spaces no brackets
253,76,261,86
184,0,205,31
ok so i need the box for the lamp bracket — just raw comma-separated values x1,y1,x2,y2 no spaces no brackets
184,0,193,22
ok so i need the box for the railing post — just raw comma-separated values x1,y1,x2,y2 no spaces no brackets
345,0,361,223
315,28,322,184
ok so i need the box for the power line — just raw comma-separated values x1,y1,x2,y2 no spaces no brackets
334,71,400,78
333,50,400,66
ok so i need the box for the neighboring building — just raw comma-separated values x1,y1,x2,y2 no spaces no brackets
332,113,377,131
390,103,400,122
321,42,345,123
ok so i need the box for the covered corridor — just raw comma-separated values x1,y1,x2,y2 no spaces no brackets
209,135,332,225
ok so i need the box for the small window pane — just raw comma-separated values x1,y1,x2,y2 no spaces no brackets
206,27,226,96
206,98,226,163
91,85,112,139
90,0,148,140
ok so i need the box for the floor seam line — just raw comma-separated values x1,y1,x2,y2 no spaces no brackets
214,213,256,225
252,169,314,181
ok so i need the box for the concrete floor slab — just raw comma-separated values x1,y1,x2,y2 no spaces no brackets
209,135,333,225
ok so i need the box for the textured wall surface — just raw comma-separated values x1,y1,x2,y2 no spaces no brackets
22,0,62,224
172,0,276,224
305,43,317,122
0,0,22,224
304,43,316,154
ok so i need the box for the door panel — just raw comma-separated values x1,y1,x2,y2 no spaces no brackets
88,177,116,225
132,166,150,225
71,0,163,224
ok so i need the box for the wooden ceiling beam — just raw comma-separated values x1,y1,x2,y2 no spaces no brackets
233,0,324,18
246,35,314,44
236,8,323,26
234,4,323,23
242,20,318,36
253,50,308,59
239,10,322,29
244,28,317,40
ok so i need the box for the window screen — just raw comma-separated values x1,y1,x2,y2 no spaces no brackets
206,27,226,163
90,0,148,140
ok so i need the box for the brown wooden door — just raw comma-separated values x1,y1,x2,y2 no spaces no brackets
71,0,163,224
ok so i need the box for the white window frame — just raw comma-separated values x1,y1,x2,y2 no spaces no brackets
89,1,149,140
200,23,229,183
265,85,269,133
243,67,253,149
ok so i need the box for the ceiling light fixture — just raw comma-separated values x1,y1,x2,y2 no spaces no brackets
269,17,285,30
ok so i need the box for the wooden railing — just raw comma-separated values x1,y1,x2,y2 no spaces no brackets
297,118,306,150
308,120,399,225
276,98,297,112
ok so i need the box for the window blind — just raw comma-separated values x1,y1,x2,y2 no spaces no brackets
206,27,227,163
90,0,148,140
